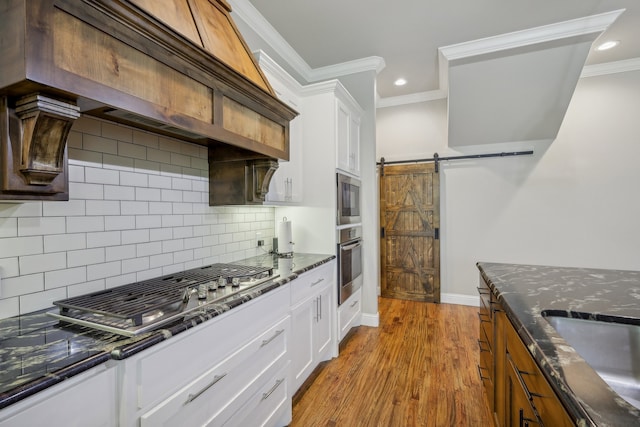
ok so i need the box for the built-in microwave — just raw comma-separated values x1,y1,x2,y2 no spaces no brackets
337,172,361,225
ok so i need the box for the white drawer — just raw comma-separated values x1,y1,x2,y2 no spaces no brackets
338,287,361,341
134,285,290,409
290,261,335,306
140,315,290,427
224,361,291,427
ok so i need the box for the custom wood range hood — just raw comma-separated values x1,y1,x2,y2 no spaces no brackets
0,0,297,204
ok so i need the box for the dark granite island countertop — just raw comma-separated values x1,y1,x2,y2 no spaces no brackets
477,262,640,427
0,253,334,410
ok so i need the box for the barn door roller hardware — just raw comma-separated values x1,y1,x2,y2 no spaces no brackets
378,150,533,174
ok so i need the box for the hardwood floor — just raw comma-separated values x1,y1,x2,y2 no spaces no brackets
291,297,493,426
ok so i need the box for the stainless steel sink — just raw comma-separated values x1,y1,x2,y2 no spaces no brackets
543,313,640,409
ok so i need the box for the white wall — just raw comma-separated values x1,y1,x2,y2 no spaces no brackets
377,70,640,298
0,117,275,319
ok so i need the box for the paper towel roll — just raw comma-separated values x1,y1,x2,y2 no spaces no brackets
278,217,294,256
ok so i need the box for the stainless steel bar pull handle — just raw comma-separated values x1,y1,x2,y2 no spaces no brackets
311,278,324,287
260,329,284,348
184,373,227,405
261,378,285,401
350,299,358,308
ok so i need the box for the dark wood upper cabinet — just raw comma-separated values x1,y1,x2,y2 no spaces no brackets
0,0,297,202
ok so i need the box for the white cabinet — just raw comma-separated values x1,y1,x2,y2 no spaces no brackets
118,284,292,427
290,261,336,392
338,287,362,341
336,97,361,177
257,51,304,204
0,363,117,427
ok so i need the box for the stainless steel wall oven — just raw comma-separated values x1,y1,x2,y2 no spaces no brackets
337,226,363,305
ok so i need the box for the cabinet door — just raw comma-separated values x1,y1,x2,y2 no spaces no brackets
0,366,116,427
336,99,351,173
349,113,360,176
314,283,333,361
505,355,540,427
291,297,315,391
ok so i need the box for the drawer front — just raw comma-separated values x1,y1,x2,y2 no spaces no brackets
506,321,574,427
140,315,290,427
338,287,361,340
291,261,335,306
224,361,291,427
136,285,290,408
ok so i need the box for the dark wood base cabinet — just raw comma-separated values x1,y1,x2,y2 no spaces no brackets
478,276,574,426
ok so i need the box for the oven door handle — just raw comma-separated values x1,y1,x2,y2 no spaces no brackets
340,241,362,251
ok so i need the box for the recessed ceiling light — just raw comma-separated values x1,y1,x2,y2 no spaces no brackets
394,78,407,86
596,40,620,51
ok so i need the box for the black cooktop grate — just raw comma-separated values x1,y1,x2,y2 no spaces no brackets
52,263,273,326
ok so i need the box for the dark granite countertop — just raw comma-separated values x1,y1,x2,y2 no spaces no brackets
0,253,334,410
477,262,640,427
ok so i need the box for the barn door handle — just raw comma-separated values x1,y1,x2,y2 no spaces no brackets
434,228,439,240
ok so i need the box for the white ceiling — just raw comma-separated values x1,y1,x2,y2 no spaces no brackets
242,0,640,100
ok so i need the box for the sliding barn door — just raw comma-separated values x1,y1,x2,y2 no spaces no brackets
380,163,440,302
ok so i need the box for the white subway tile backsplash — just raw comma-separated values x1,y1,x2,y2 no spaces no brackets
104,185,135,201
122,229,150,245
70,182,104,200
122,257,149,274
0,217,17,238
0,236,43,258
86,200,121,216
103,154,135,171
136,187,162,202
2,273,44,298
121,201,149,215
69,148,103,168
87,261,122,281
150,228,173,241
147,148,171,164
0,119,276,318
68,248,105,267
101,122,133,142
0,202,42,218
66,216,105,233
83,134,118,154
45,267,87,290
43,200,86,217
20,287,67,314
161,189,182,202
136,241,162,257
118,141,147,160
87,231,121,248
132,130,159,149
18,217,66,236
105,215,136,231
68,279,105,298
149,253,173,268
19,252,67,275
0,257,19,278
106,244,136,262
136,215,161,229
44,234,86,253
85,167,120,185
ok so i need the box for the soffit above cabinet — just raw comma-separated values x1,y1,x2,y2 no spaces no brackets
439,9,624,147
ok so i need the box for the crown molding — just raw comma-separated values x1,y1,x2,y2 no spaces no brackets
230,0,384,83
581,57,640,78
438,9,625,62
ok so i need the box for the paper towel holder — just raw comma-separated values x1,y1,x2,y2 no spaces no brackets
276,216,294,258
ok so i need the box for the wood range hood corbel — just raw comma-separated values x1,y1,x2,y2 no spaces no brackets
0,0,297,204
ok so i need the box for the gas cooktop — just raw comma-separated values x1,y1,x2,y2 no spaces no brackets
48,263,276,336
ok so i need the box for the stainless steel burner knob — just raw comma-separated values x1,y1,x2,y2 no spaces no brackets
218,276,226,287
208,280,217,291
197,284,207,299
232,277,240,288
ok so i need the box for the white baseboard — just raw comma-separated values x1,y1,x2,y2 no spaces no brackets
360,311,379,327
441,293,479,307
